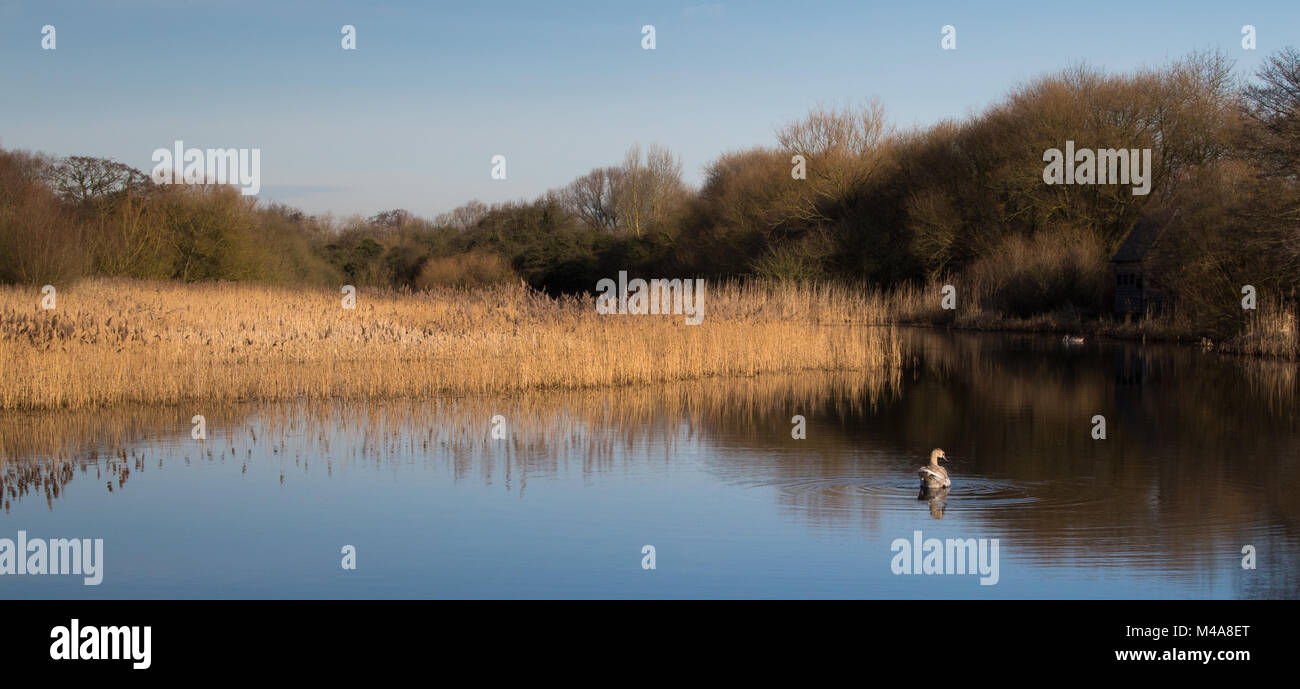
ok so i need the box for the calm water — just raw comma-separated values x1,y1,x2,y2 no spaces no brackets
2,329,1297,599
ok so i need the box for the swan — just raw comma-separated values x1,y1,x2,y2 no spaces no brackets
917,448,950,491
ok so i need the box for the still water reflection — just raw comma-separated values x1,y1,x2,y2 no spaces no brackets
2,329,1297,598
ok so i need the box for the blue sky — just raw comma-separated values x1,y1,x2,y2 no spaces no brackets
2,0,1295,217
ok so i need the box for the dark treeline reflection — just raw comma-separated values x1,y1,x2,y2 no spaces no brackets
2,329,1297,597
650,330,1299,599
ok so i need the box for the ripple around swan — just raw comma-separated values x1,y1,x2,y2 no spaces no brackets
749,475,1091,514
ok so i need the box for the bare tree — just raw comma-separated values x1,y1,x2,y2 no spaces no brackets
435,199,490,231
369,208,412,228
776,98,889,157
1239,48,1300,298
1243,46,1300,177
563,167,620,232
48,156,150,204
563,144,685,237
774,100,892,223
616,144,648,236
645,143,686,230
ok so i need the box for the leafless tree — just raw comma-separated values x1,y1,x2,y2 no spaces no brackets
1243,46,1300,178
563,144,685,237
48,156,150,204
435,199,490,231
774,99,892,223
563,167,620,232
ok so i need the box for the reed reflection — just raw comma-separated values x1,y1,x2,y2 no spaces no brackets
2,329,1297,597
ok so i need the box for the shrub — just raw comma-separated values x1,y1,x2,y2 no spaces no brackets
0,150,87,284
415,250,517,290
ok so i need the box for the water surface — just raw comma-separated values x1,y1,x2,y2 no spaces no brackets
2,329,1297,598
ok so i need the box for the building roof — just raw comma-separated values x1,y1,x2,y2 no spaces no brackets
1111,216,1166,263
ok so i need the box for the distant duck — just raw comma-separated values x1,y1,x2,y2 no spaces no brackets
917,448,951,491
1062,334,1085,346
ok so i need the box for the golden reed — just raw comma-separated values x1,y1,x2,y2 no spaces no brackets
0,278,902,410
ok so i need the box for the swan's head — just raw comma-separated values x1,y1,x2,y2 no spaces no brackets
930,448,947,464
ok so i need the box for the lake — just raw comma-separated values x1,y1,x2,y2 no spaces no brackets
2,328,1297,598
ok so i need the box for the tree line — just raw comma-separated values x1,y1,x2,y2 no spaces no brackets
2,48,1297,337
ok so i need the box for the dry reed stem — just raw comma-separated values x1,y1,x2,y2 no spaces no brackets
0,279,902,410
